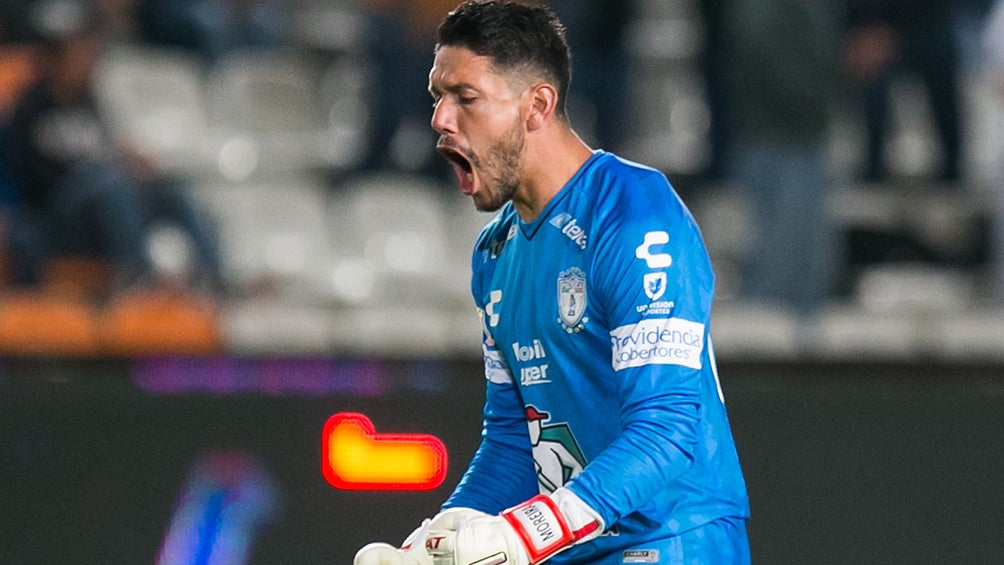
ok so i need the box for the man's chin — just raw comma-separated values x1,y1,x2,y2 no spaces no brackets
471,192,503,213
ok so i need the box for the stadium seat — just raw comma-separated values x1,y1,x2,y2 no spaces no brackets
710,301,801,360
99,288,221,356
205,48,354,177
92,45,225,178
221,299,337,356
42,256,115,299
314,56,371,169
814,305,918,360
192,177,338,303
0,291,101,356
208,48,318,137
322,173,489,356
327,172,470,307
929,312,1004,362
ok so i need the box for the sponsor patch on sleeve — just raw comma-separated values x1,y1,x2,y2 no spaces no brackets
483,346,513,384
609,317,705,371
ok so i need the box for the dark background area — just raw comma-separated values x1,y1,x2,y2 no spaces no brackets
2,357,1002,564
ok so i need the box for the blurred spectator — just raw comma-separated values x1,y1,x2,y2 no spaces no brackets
136,0,289,64
845,0,963,183
724,0,843,318
984,0,1004,302
355,0,458,176
0,4,42,284
985,0,1004,171
5,0,223,293
695,0,730,182
354,0,633,176
546,0,634,153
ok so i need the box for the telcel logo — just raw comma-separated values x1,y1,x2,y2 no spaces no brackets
550,213,588,250
321,412,447,491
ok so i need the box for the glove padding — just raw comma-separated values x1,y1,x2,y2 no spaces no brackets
355,508,486,565
425,488,603,565
354,541,432,565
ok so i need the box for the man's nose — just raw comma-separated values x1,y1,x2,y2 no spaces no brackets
430,101,455,135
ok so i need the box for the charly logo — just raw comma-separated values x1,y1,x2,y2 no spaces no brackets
479,290,503,346
484,290,502,327
643,272,666,301
556,267,587,332
622,550,660,563
635,231,672,268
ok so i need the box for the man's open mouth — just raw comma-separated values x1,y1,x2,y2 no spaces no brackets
437,145,475,194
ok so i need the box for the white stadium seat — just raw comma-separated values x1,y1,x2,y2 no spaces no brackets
93,45,225,177
193,177,338,304
205,48,356,178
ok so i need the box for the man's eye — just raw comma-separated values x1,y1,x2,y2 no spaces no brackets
459,96,476,105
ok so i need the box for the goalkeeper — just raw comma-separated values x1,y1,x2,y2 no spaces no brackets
356,1,750,563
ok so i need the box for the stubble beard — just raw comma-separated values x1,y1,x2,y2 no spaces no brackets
470,122,525,213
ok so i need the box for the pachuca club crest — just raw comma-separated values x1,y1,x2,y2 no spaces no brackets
557,267,587,332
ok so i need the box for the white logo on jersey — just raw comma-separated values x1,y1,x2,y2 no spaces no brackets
643,272,667,301
549,212,588,250
556,267,587,332
485,290,503,328
513,340,551,386
512,339,547,361
548,212,571,229
489,225,518,258
609,317,705,370
483,346,511,384
635,231,672,268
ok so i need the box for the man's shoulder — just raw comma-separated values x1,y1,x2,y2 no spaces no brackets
588,151,668,186
472,205,517,255
577,151,682,220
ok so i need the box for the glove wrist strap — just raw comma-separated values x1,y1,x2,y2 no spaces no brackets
501,495,571,563
501,493,597,564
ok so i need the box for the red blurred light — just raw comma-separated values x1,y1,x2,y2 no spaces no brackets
321,412,447,491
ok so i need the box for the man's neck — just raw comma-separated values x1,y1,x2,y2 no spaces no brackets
512,129,593,222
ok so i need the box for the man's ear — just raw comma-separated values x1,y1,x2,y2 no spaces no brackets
526,82,558,131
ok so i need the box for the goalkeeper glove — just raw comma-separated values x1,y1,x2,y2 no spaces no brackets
425,488,604,565
354,508,486,565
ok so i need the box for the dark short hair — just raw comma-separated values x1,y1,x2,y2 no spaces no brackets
436,0,571,117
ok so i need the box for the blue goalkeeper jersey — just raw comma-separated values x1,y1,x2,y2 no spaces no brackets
442,150,750,563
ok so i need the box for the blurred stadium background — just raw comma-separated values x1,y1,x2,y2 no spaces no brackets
1,0,1004,563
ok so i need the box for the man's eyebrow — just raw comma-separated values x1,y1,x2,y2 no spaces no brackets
429,81,478,96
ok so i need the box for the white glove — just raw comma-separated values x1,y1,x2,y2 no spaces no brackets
354,519,432,565
425,488,604,565
354,541,432,565
354,508,486,565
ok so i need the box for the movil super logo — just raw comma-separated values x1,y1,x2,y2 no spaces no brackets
512,339,551,386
